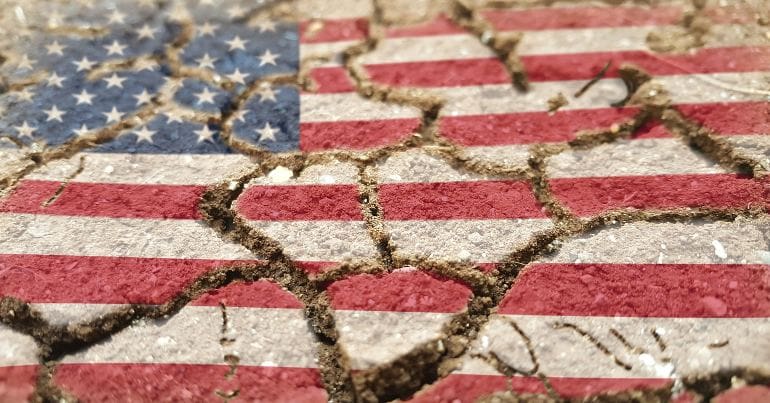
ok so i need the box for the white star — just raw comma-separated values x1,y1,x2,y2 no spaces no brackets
44,105,66,122
73,89,95,105
226,69,249,85
254,20,277,32
17,54,36,70
165,111,184,123
103,106,124,123
195,53,217,70
257,86,279,102
198,21,219,36
194,87,217,104
232,109,248,123
104,40,127,56
107,9,126,24
46,41,66,56
103,73,127,89
73,124,91,137
257,49,279,66
73,56,97,72
256,122,279,142
225,36,248,51
194,125,216,143
227,5,246,19
14,121,35,138
15,88,35,102
133,126,156,143
47,72,66,88
136,24,157,39
133,89,153,106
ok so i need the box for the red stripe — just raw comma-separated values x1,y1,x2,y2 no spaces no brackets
297,6,752,46
308,67,356,93
500,263,770,317
480,6,683,31
360,47,770,88
379,180,547,220
409,374,670,402
297,5,685,45
0,180,203,219
0,254,257,305
237,184,361,221
0,365,37,403
676,101,770,135
713,386,770,403
55,364,326,403
328,271,471,313
299,119,420,152
550,174,769,216
0,254,340,305
440,108,639,146
299,18,368,43
191,280,303,309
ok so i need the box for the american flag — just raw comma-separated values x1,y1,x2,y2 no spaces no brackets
1,0,769,401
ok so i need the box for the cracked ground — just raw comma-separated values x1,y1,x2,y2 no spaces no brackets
0,0,769,402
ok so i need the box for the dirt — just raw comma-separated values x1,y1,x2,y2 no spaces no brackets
0,0,768,402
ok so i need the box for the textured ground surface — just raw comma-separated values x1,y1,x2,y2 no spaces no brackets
0,0,769,402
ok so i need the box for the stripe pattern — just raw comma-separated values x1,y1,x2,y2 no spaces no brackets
409,218,770,401
2,0,769,401
53,280,326,402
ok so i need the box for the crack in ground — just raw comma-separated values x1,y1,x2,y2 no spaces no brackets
1,1,769,402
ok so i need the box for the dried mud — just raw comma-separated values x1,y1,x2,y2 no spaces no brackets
0,0,768,402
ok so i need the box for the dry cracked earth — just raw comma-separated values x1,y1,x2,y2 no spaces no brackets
0,0,769,402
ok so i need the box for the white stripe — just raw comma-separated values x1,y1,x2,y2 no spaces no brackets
657,72,770,104
300,92,421,122
247,161,359,185
27,153,253,185
438,79,627,116
388,219,553,263
300,41,356,59
33,303,127,327
297,0,372,20
0,214,255,260
460,145,532,170
377,150,496,183
544,218,770,265
0,148,32,183
547,137,726,178
335,311,452,369
435,72,768,117
721,134,770,170
458,315,770,378
0,325,38,366
245,220,378,262
62,305,317,367
346,25,757,65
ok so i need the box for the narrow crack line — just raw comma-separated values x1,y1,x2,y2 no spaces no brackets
218,74,301,159
41,155,86,207
552,321,634,371
609,328,645,355
448,0,529,91
649,327,668,353
217,300,240,403
472,318,539,377
356,163,396,268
